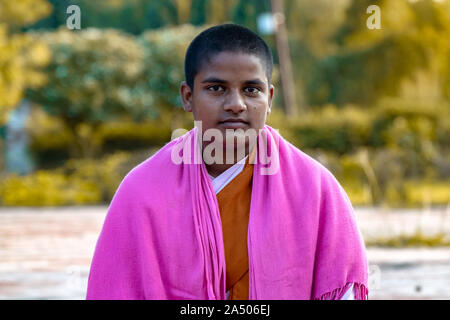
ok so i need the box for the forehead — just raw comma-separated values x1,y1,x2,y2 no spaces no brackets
196,51,266,82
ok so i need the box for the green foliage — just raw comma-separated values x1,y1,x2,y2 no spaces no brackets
62,151,149,202
404,181,450,207
20,0,450,109
28,0,179,33
27,0,255,33
0,0,52,124
366,231,450,247
26,27,153,157
7,0,449,210
286,0,350,56
25,106,71,150
98,116,177,151
0,0,52,27
27,28,149,124
292,105,373,154
290,0,450,106
26,107,181,167
277,99,449,154
8,98,450,208
0,150,152,206
137,25,203,112
0,170,101,206
25,25,203,158
267,99,450,206
320,35,428,105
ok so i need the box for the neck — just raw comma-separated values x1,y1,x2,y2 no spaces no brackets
205,162,238,178
204,143,256,178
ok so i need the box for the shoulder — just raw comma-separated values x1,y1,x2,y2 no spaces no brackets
281,136,338,186
112,137,182,201
277,133,353,210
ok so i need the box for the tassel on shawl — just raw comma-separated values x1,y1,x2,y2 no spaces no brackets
314,282,369,300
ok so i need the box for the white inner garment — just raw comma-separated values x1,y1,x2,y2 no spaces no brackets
208,155,248,194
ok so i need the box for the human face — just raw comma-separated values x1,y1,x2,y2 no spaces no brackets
180,51,274,154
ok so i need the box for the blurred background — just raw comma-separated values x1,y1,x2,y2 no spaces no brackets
0,0,449,299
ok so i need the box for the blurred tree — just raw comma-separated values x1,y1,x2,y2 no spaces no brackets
24,0,70,30
28,0,202,33
22,0,450,109
319,0,450,106
286,0,350,57
206,0,236,24
137,24,205,130
0,0,52,177
190,0,208,25
0,0,52,125
176,0,192,24
282,0,351,108
409,0,450,100
27,0,176,33
26,0,270,33
26,25,204,158
232,0,269,31
26,28,149,158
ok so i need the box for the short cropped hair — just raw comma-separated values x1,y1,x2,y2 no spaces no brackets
184,23,273,89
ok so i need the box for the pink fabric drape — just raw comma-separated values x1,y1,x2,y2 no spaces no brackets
86,125,368,300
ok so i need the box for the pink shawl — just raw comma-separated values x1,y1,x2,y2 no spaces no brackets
86,125,368,300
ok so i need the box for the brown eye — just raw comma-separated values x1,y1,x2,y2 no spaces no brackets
207,85,224,92
244,87,261,95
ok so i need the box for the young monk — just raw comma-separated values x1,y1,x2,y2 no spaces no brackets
86,24,369,300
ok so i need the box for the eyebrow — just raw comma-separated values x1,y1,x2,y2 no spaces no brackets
201,77,266,86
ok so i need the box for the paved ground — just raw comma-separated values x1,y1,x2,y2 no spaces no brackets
0,206,449,300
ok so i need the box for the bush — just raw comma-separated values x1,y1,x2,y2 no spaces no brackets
404,180,450,207
280,100,449,154
98,116,178,152
0,150,154,206
27,106,181,167
288,145,449,207
63,150,152,202
279,104,372,154
0,171,101,206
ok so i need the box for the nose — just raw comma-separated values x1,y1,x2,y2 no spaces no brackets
223,89,246,114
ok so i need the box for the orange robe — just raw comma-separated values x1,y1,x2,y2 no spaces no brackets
216,155,254,300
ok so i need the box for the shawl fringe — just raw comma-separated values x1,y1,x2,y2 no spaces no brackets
314,282,369,300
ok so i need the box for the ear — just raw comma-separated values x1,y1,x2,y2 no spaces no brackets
180,81,193,112
267,84,274,114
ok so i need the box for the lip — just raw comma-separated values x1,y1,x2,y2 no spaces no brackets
218,119,249,129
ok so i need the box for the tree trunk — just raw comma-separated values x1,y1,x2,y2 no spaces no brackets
270,0,300,116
